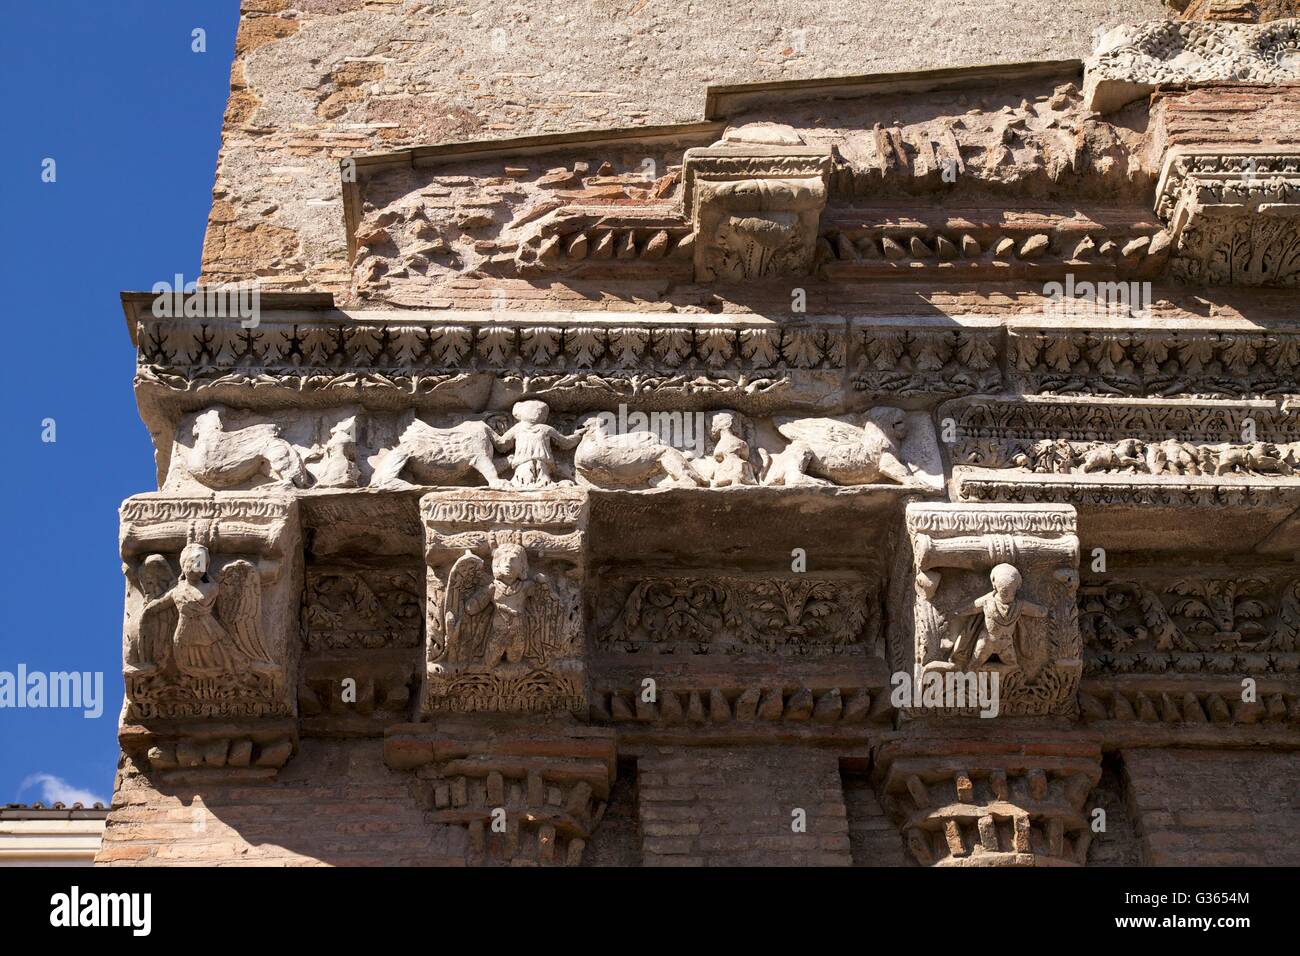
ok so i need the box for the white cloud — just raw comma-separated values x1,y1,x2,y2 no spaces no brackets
18,773,108,807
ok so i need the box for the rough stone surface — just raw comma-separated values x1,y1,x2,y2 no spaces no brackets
201,0,1167,290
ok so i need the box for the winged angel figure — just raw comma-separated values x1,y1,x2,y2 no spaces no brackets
438,544,568,669
133,543,277,680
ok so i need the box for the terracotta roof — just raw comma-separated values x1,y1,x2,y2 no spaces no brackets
1,802,108,819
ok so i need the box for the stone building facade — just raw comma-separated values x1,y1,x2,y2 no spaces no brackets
99,1,1300,866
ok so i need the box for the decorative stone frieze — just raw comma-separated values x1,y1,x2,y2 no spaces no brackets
1084,18,1300,113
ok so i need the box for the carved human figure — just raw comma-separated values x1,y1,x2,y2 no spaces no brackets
940,564,1048,671
498,401,583,488
700,413,757,487
182,408,308,490
307,416,361,488
442,544,564,668
139,543,276,679
126,554,176,675
762,407,914,486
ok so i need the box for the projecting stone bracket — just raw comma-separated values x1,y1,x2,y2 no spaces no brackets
876,737,1103,866
895,503,1082,719
1156,147,1300,286
421,489,589,717
118,494,304,776
385,720,617,866
683,123,832,282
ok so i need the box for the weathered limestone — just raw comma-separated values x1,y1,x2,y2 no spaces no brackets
1083,18,1300,113
101,4,1300,867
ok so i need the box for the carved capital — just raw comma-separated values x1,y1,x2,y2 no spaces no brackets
1156,147,1300,287
683,124,831,281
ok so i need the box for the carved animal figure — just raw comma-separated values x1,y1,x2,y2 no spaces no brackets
306,416,361,488
1214,441,1294,476
371,418,504,490
762,407,913,486
1080,438,1146,474
1146,439,1202,476
573,416,705,488
180,409,308,490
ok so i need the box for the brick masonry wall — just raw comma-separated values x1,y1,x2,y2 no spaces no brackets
97,739,463,866
635,746,852,866
202,0,1165,291
841,770,912,866
1122,748,1300,866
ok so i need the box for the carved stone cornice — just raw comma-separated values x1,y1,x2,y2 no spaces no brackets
1083,18,1300,113
132,310,847,414
1156,148,1300,287
955,473,1300,508
1007,324,1300,398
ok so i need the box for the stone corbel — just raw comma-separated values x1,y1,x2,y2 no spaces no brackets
900,504,1082,718
420,489,589,716
876,738,1103,866
1156,147,1300,286
385,720,617,866
683,123,831,281
118,494,303,777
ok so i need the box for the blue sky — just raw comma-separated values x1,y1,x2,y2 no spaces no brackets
0,2,238,805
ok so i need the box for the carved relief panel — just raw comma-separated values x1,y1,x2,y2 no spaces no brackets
1080,564,1300,675
901,504,1081,717
421,490,588,715
119,495,302,722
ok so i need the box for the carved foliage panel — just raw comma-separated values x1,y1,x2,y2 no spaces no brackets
1081,565,1300,675
594,571,878,656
